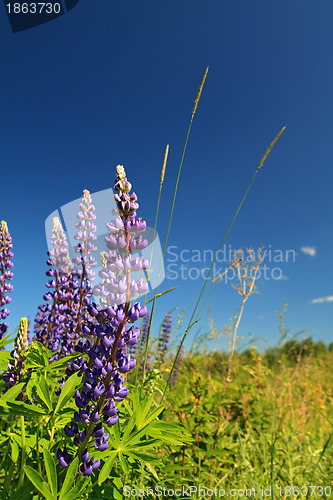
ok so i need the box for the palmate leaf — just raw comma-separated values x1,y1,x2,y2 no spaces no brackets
24,341,53,370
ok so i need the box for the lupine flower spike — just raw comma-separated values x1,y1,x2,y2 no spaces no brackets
3,317,29,390
33,218,72,354
57,165,149,475
72,189,98,283
157,313,172,363
0,221,14,342
171,344,184,386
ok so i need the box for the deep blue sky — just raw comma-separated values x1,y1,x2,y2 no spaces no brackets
0,0,332,351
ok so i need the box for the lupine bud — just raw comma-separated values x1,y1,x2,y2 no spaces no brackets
3,317,30,390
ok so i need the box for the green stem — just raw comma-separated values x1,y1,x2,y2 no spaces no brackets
18,416,26,489
36,420,42,475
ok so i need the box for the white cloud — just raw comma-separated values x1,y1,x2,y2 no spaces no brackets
258,315,265,320
311,296,333,304
276,274,289,281
301,246,316,257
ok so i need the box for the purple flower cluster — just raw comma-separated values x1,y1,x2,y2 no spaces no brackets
72,189,98,283
34,215,93,359
3,317,29,390
33,217,72,349
57,165,149,475
140,311,151,356
0,221,14,341
171,345,185,386
93,166,148,309
157,313,173,363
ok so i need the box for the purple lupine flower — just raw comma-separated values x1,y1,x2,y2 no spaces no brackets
34,218,93,361
33,217,72,352
57,447,74,468
140,311,150,355
3,317,29,390
0,221,14,341
72,189,98,283
171,344,185,386
133,311,151,371
57,165,149,474
157,313,173,363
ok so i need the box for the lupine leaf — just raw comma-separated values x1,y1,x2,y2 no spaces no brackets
0,332,14,350
26,372,38,403
97,451,117,485
25,342,51,369
122,399,133,417
43,448,57,496
0,350,11,370
125,421,155,446
118,452,129,474
6,401,47,417
111,421,121,447
140,405,164,427
10,438,19,462
7,482,35,500
126,438,162,450
58,457,79,499
36,375,52,411
25,372,51,413
121,411,137,442
64,476,90,500
0,382,26,404
54,373,82,416
24,466,55,500
125,450,160,464
147,421,192,445
139,394,155,424
47,352,86,371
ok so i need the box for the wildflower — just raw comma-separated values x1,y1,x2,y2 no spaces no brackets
171,345,184,386
33,218,72,353
57,165,148,473
72,189,98,283
34,215,93,359
157,313,172,363
0,221,14,341
3,317,29,390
